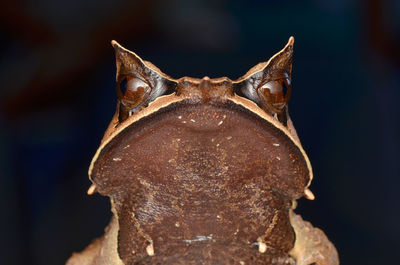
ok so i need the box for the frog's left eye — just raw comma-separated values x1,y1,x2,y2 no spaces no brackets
117,76,151,122
258,75,291,113
233,37,294,126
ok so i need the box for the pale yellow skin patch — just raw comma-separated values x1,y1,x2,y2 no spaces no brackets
289,210,339,265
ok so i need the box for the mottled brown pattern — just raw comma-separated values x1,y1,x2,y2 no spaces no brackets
91,101,309,264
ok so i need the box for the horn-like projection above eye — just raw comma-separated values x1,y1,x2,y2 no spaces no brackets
233,37,294,126
111,40,178,123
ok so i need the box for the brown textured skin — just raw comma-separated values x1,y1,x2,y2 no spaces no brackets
92,101,309,264
67,37,339,265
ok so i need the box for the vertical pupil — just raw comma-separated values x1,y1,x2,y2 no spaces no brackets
282,80,288,98
120,78,128,95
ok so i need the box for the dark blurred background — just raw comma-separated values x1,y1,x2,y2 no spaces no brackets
1,0,399,264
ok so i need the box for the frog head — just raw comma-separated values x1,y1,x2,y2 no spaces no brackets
86,37,314,264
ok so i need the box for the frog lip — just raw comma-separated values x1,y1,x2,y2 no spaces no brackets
88,92,313,192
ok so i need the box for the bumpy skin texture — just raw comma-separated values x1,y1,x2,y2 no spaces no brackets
67,37,339,265
289,212,339,265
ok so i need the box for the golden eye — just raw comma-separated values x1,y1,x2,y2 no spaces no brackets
117,76,151,122
259,76,291,113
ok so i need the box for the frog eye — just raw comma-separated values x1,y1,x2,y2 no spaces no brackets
112,41,178,124
117,76,151,122
258,75,291,113
233,37,294,126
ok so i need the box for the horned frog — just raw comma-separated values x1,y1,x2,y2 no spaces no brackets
67,37,339,265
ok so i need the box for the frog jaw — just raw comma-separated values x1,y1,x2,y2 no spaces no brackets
88,91,313,200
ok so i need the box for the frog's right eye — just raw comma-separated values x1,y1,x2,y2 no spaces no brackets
112,41,178,124
117,76,151,122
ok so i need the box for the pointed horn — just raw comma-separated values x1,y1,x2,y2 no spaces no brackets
111,40,178,123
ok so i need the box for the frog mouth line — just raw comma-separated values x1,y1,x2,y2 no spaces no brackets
88,96,313,199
